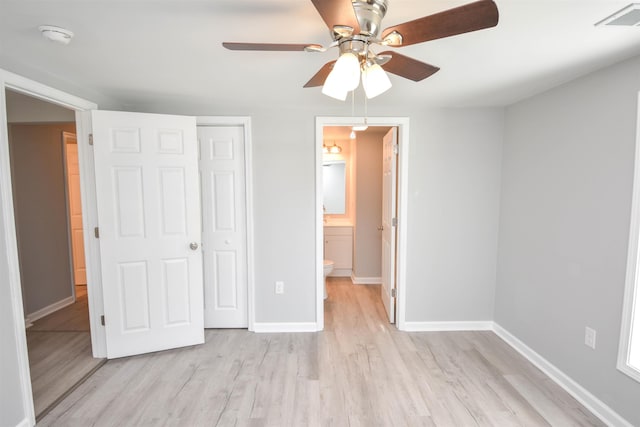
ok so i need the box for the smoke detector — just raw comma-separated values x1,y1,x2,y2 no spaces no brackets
39,25,74,44
596,4,640,26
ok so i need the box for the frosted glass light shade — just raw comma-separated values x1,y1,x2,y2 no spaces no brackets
322,52,361,100
322,73,348,100
362,63,392,99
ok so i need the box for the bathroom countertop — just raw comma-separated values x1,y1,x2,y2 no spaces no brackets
324,219,353,227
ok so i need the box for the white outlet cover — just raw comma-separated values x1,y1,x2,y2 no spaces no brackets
585,327,597,349
275,281,284,294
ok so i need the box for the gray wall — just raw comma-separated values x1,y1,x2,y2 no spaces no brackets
405,108,504,322
495,55,640,425
353,129,383,279
9,123,75,316
0,192,28,427
143,104,505,325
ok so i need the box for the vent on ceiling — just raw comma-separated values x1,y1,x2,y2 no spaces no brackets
596,3,640,26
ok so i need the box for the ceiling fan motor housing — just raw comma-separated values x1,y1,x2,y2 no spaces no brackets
339,37,367,56
352,0,388,37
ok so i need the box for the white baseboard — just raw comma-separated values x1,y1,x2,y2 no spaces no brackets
402,321,494,332
15,417,32,427
493,323,632,427
328,268,351,277
350,274,382,285
24,295,74,326
253,322,318,333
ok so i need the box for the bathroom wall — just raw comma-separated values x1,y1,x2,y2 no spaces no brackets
353,129,385,280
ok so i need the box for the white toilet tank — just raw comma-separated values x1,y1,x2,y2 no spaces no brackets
323,259,334,276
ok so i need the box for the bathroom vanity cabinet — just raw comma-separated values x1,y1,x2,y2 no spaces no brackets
324,225,353,277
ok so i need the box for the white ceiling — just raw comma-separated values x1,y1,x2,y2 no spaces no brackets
2,0,640,112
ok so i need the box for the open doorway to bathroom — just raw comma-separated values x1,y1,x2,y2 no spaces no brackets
315,116,410,331
5,89,105,420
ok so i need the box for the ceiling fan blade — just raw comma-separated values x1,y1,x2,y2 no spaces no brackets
379,51,439,82
303,61,336,87
310,0,360,34
381,0,498,47
223,42,321,51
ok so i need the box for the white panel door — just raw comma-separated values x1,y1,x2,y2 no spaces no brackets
92,110,204,358
381,128,397,323
64,132,87,285
198,126,248,328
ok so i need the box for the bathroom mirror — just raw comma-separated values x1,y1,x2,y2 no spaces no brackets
323,161,346,214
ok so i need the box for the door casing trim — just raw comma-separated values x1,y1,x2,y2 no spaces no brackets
315,116,410,331
0,68,98,427
196,116,255,331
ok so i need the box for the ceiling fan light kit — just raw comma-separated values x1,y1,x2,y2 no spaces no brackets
223,0,499,101
362,62,392,99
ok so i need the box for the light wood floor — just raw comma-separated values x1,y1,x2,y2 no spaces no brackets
27,286,105,420
39,278,604,426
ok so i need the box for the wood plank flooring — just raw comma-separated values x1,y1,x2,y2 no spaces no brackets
29,285,90,332
27,286,105,420
39,278,604,426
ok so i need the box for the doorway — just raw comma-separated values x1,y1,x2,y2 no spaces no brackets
5,89,104,420
315,116,410,331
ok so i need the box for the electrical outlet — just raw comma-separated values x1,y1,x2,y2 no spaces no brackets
275,281,284,294
585,327,597,349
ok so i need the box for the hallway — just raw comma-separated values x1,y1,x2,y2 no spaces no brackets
27,286,105,419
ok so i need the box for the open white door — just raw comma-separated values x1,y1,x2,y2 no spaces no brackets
381,128,397,323
64,132,87,285
92,110,204,358
198,125,248,328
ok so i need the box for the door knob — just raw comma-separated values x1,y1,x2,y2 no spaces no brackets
189,242,199,250
377,226,384,231
225,239,231,245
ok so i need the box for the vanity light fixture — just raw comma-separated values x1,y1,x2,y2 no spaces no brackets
323,141,343,154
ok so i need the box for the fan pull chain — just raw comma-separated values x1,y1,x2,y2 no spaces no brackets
351,89,355,118
364,89,368,123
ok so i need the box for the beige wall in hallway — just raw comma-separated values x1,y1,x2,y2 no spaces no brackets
9,122,77,317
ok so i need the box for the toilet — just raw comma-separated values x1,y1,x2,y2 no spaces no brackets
323,260,334,300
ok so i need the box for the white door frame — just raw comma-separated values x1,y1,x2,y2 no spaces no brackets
0,69,100,426
315,116,410,331
196,116,255,331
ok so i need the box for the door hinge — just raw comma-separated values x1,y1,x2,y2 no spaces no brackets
94,227,100,238
100,315,105,326
88,133,94,146
392,217,397,227
391,288,397,298
393,143,399,155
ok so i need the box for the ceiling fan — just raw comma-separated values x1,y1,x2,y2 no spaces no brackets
223,0,499,100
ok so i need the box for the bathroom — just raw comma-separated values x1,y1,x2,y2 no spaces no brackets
322,125,393,300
